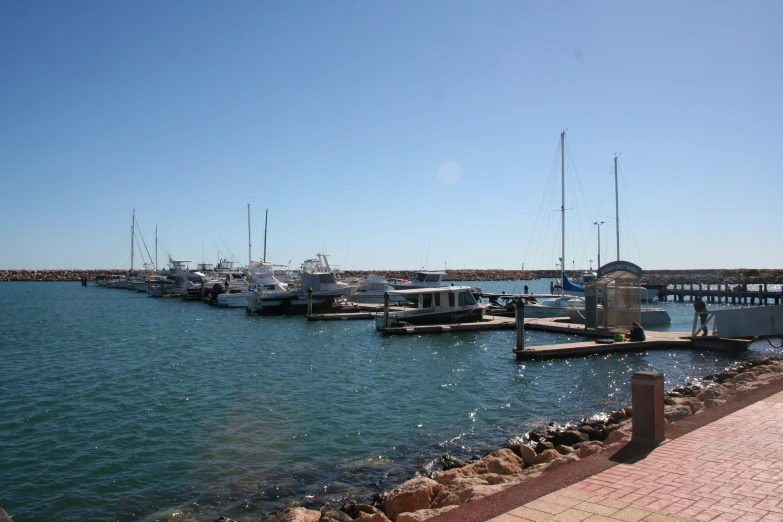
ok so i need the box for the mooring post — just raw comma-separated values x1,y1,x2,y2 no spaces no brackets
307,287,313,316
631,371,665,446
383,291,389,329
515,297,525,352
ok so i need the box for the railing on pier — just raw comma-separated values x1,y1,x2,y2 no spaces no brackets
659,283,783,306
691,306,783,339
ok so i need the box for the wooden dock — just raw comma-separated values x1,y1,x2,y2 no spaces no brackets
308,306,752,359
513,330,692,360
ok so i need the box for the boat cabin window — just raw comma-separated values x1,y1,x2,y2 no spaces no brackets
425,274,441,283
413,273,427,282
458,291,476,306
416,294,432,308
434,293,441,306
319,273,337,284
448,292,455,307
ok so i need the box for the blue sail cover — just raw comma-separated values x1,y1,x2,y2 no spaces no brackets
562,273,585,294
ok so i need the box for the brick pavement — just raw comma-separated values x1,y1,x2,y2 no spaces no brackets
487,391,783,522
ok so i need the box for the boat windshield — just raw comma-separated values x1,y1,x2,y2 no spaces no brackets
425,274,441,282
412,273,427,282
459,291,476,306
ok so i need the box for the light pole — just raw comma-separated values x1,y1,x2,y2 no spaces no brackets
594,221,605,269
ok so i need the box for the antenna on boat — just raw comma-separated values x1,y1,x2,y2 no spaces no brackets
560,131,565,284
247,203,252,267
263,208,268,263
131,209,135,272
614,154,620,262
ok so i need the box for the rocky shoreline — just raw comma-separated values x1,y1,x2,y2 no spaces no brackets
2,268,783,285
253,356,783,522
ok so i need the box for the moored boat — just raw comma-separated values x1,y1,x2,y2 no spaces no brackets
375,286,488,328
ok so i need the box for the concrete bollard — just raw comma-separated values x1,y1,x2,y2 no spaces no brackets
631,371,665,445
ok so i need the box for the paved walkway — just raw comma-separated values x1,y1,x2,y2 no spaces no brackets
488,391,783,522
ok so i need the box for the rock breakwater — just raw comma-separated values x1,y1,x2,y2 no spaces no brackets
3,268,783,284
0,269,126,282
254,356,783,522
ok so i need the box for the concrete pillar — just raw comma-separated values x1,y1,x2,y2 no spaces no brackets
631,371,665,445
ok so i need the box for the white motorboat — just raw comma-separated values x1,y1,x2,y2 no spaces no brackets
375,286,488,328
484,294,580,318
218,260,288,308
147,258,201,297
565,306,672,326
247,253,355,315
349,275,405,305
391,271,447,290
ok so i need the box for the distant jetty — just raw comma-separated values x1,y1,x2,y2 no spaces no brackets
2,268,783,285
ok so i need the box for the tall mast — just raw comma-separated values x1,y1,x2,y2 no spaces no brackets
614,154,620,261
560,131,565,281
247,203,252,266
131,209,135,272
155,225,158,271
263,208,269,262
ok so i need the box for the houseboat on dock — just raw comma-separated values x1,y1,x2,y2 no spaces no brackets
375,286,488,329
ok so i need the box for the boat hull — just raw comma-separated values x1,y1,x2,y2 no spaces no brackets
375,306,486,328
216,292,248,308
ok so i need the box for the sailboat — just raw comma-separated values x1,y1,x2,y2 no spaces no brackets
523,132,585,318
564,155,671,326
217,207,289,308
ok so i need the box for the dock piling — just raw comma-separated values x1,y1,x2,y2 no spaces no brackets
307,287,313,316
515,298,525,355
383,292,389,329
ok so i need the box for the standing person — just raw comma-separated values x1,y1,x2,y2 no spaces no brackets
523,284,529,294
694,296,708,336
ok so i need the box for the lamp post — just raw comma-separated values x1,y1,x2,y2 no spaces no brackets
594,221,605,269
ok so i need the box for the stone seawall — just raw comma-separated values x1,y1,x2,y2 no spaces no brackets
0,270,126,282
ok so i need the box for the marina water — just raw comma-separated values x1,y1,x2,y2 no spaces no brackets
1,281,778,522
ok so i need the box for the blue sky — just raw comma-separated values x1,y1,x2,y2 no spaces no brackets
1,1,781,271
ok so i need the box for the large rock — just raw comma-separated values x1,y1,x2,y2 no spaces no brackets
731,372,755,385
269,507,322,522
343,502,388,520
431,478,510,508
321,510,353,522
673,397,703,415
519,444,537,466
385,477,442,521
545,453,580,472
697,385,729,402
604,430,630,445
550,429,589,447
578,425,605,441
577,441,604,458
356,512,392,522
436,449,525,486
396,505,458,522
664,405,692,423
0,509,11,522
532,449,560,465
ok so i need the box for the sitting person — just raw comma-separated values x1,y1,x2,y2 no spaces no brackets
629,321,646,342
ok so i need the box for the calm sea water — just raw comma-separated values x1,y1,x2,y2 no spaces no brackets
1,281,779,522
